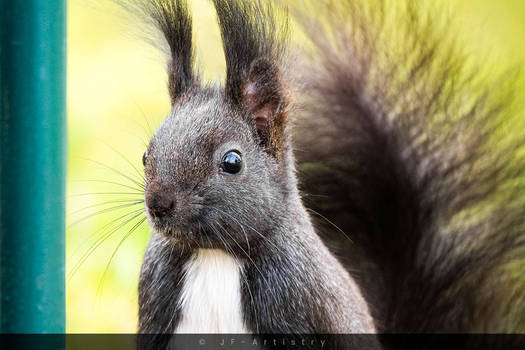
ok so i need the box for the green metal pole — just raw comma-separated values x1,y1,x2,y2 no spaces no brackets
0,0,66,333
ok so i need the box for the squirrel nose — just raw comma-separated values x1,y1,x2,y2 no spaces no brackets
146,193,174,218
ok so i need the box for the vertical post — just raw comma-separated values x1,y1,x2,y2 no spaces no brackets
0,0,66,333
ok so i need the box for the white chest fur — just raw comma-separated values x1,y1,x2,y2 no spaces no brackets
175,248,248,333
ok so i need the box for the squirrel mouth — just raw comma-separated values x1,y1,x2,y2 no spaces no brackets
149,215,221,249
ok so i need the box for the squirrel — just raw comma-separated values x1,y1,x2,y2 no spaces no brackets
119,0,525,349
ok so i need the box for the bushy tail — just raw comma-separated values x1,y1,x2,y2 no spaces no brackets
294,0,525,335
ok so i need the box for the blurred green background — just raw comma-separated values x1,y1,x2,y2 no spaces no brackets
66,0,525,332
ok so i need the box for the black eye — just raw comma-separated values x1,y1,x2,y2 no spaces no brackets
221,151,243,174
142,151,147,166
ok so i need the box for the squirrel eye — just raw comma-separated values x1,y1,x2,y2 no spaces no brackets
221,151,243,174
142,151,147,166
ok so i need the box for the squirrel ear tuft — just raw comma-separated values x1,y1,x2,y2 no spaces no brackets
142,0,198,104
213,0,288,156
117,0,197,105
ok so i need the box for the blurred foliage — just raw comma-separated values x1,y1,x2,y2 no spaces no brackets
67,0,525,332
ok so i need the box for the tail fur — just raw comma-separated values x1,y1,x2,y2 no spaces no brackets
294,0,525,335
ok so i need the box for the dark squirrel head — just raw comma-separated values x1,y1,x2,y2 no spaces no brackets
140,0,291,253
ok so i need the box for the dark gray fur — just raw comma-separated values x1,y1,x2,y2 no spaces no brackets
294,0,525,345
117,0,525,349
133,0,378,347
139,84,377,335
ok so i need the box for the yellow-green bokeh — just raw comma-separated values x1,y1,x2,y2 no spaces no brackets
67,0,525,332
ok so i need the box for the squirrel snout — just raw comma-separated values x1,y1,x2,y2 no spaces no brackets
146,193,175,219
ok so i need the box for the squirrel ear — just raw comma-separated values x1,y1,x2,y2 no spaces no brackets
241,58,287,155
213,0,289,156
